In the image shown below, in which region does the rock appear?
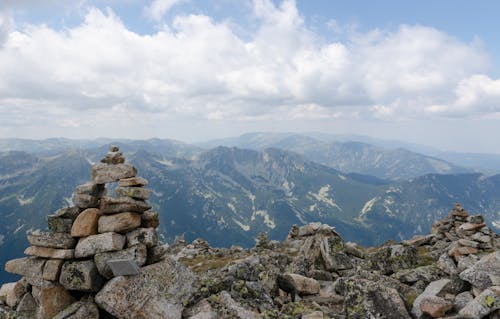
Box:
[459,251,500,290]
[437,253,457,275]
[126,228,158,247]
[302,311,324,319]
[47,215,73,233]
[182,299,217,319]
[467,215,485,224]
[16,292,36,314]
[27,231,76,249]
[5,257,45,277]
[52,301,100,319]
[24,246,74,259]
[42,259,64,281]
[95,256,196,319]
[94,244,147,279]
[459,287,500,318]
[98,212,141,233]
[99,196,151,214]
[75,232,126,258]
[32,284,75,319]
[52,206,81,220]
[119,177,148,187]
[392,265,444,285]
[91,163,136,184]
[338,277,411,319]
[412,279,451,318]
[0,281,25,308]
[454,291,474,311]
[59,260,104,292]
[75,182,106,197]
[344,242,365,258]
[471,232,492,243]
[458,222,487,232]
[141,210,159,228]
[458,238,479,248]
[71,208,100,237]
[419,296,453,318]
[448,244,478,262]
[320,238,353,271]
[146,244,169,264]
[457,254,479,273]
[277,273,320,296]
[403,234,435,247]
[368,244,418,275]
[73,193,99,209]
[217,291,262,319]
[115,186,150,200]
[297,222,338,237]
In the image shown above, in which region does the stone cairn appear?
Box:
[0,146,166,319]
[431,203,496,262]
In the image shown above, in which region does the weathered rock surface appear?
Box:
[119,177,148,187]
[277,273,320,296]
[98,212,141,233]
[91,163,137,184]
[59,260,104,292]
[74,232,126,258]
[94,244,147,279]
[126,227,158,247]
[459,287,500,318]
[459,251,500,290]
[52,301,100,319]
[115,186,150,200]
[141,210,159,228]
[419,295,453,318]
[24,246,74,259]
[99,196,151,214]
[47,215,73,233]
[5,257,45,277]
[337,277,411,319]
[27,231,76,249]
[32,284,75,319]
[95,257,196,319]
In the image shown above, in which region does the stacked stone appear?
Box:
[0,146,164,319]
[431,203,497,262]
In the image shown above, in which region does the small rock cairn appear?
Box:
[0,146,166,318]
[431,203,496,262]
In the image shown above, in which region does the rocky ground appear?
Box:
[0,149,498,319]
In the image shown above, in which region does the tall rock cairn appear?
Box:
[1,146,165,319]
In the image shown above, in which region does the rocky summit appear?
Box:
[0,150,499,319]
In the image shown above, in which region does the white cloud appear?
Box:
[0,0,498,140]
[144,0,184,22]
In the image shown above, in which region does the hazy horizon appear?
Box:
[2,1,500,153]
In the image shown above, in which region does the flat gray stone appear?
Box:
[27,231,76,249]
[107,259,140,277]
[92,163,136,184]
[95,244,147,279]
[115,186,150,200]
[75,232,126,258]
[99,196,151,214]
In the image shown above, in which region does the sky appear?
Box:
[1,0,500,153]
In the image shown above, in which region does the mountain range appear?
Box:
[0,134,500,282]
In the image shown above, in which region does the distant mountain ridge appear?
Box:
[201,132,471,180]
[1,137,500,284]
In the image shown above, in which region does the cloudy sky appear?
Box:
[1,0,500,152]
